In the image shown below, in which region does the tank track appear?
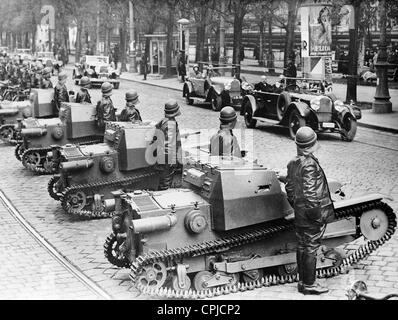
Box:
[59,168,158,219]
[0,124,21,145]
[104,232,130,268]
[129,200,396,299]
[21,137,102,174]
[48,176,61,201]
[14,143,25,161]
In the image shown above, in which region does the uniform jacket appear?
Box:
[285,153,334,227]
[209,126,241,158]
[40,79,53,89]
[75,88,91,104]
[153,118,182,166]
[54,83,69,110]
[119,105,142,122]
[96,96,116,126]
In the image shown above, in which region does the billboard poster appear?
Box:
[308,5,332,56]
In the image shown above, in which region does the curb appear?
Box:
[121,75,397,135]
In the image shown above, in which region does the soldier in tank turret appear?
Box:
[119,90,142,122]
[75,76,92,104]
[40,67,53,89]
[54,71,69,114]
[209,106,242,158]
[96,82,116,128]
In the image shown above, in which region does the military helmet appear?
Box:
[58,71,67,81]
[36,62,44,70]
[101,82,113,96]
[126,90,139,104]
[80,76,91,87]
[164,99,181,118]
[295,126,317,149]
[219,106,237,124]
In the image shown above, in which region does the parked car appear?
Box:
[182,63,250,111]
[73,55,120,89]
[36,51,63,74]
[240,77,362,141]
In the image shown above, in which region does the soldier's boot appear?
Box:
[301,254,329,295]
[296,249,305,293]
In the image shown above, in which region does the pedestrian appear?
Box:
[96,82,116,128]
[285,126,334,295]
[152,99,182,190]
[53,71,70,115]
[284,54,297,87]
[209,106,242,158]
[178,50,186,82]
[119,90,142,122]
[75,76,92,104]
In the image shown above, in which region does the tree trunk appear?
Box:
[258,20,264,66]
[75,20,83,63]
[164,2,175,78]
[120,9,128,72]
[195,4,207,67]
[346,3,361,103]
[284,0,299,68]
[232,0,246,78]
[267,13,275,73]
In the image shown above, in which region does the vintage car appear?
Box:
[36,51,63,74]
[240,77,362,141]
[182,63,249,111]
[72,55,120,89]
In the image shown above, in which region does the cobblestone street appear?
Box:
[0,70,397,300]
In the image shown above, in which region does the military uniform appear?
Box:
[54,83,69,111]
[96,96,116,126]
[119,104,142,122]
[209,126,241,158]
[41,78,53,89]
[75,88,91,104]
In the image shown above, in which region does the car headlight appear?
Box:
[310,98,320,111]
[334,100,345,112]
[224,82,231,91]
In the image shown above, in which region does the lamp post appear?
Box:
[372,0,392,113]
[177,18,190,77]
[129,1,137,73]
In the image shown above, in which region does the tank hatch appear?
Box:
[152,189,207,209]
[78,143,114,157]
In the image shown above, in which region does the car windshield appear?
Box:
[282,77,330,93]
[85,55,109,65]
[37,52,54,59]
[195,63,239,79]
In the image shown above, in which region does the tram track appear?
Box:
[0,189,113,300]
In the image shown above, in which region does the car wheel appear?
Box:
[340,115,357,142]
[113,82,120,89]
[72,70,76,79]
[288,109,306,140]
[211,93,222,111]
[243,100,257,129]
[276,92,291,121]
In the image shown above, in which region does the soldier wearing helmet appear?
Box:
[96,82,116,127]
[75,76,92,104]
[285,126,334,295]
[40,67,53,89]
[53,71,69,114]
[209,106,242,158]
[151,99,182,190]
[119,90,142,122]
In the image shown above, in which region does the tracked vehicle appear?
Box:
[0,89,55,144]
[17,102,104,174]
[48,121,198,219]
[103,155,396,298]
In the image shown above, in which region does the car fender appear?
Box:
[241,95,258,116]
[338,105,361,122]
[211,84,223,96]
[183,81,193,96]
[283,101,311,122]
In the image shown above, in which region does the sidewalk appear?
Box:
[119,70,398,134]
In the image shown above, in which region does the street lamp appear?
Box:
[178,18,190,75]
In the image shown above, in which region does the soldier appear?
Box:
[75,76,92,104]
[19,63,31,90]
[152,99,182,190]
[40,67,53,89]
[285,126,334,295]
[209,106,242,158]
[32,63,44,88]
[54,71,69,114]
[96,82,116,127]
[119,90,142,122]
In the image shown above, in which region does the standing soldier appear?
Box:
[119,90,142,122]
[54,71,69,115]
[96,82,116,128]
[285,126,334,295]
[75,76,92,104]
[32,63,44,88]
[41,67,53,89]
[152,99,182,190]
[209,106,242,158]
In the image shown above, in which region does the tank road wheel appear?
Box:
[288,109,306,140]
[0,126,14,142]
[171,274,192,291]
[360,208,390,241]
[277,263,298,277]
[22,150,42,168]
[340,115,357,142]
[211,93,222,111]
[136,262,167,289]
[48,176,62,201]
[63,190,87,214]
[242,268,264,283]
[193,271,213,291]
[243,100,257,129]
[15,143,25,161]
[103,232,129,268]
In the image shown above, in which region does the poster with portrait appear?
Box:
[308,5,332,56]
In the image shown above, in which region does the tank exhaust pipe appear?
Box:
[21,127,47,137]
[131,214,178,234]
[60,159,94,172]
